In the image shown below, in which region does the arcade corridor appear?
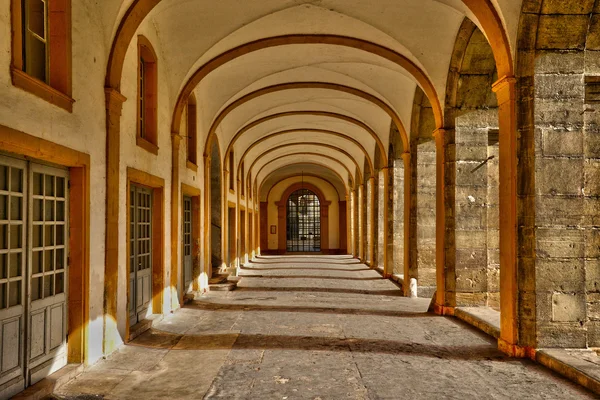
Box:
[53,256,593,399]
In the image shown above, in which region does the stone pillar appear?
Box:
[434,129,454,314]
[402,153,414,297]
[204,155,212,277]
[350,190,357,257]
[380,167,390,276]
[492,76,520,356]
[104,88,126,354]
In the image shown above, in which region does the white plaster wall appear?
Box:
[117,21,179,342]
[266,177,340,250]
[0,2,110,365]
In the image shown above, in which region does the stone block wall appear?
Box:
[518,0,600,348]
[454,110,499,309]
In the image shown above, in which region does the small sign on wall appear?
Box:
[270,225,277,234]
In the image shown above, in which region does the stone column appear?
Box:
[402,153,413,296]
[346,195,351,253]
[368,176,376,266]
[104,87,126,354]
[380,167,390,276]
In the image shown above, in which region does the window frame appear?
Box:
[11,0,74,112]
[136,35,159,155]
[186,94,198,170]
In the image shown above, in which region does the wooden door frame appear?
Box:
[126,168,164,341]
[181,183,200,303]
[0,124,89,365]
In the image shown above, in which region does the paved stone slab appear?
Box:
[54,256,595,399]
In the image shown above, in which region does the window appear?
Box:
[137,35,158,154]
[11,0,73,111]
[229,151,234,191]
[249,172,252,199]
[286,189,321,252]
[240,161,245,196]
[187,94,197,166]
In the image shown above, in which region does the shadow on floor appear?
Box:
[240,275,384,281]
[188,301,430,318]
[129,329,503,362]
[240,265,371,272]
[234,286,403,296]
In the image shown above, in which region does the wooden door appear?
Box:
[182,196,192,292]
[129,185,152,326]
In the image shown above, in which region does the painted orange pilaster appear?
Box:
[170,134,181,311]
[235,178,241,272]
[493,76,520,354]
[104,87,126,354]
[368,176,375,267]
[345,194,351,253]
[222,168,230,271]
[358,184,365,262]
[203,154,212,281]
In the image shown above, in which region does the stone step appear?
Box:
[209,282,237,291]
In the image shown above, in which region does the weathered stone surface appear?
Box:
[552,293,587,322]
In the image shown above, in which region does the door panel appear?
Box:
[28,163,68,385]
[0,156,26,394]
[182,196,192,292]
[129,185,152,326]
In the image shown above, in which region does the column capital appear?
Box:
[492,75,516,105]
[432,128,446,139]
[400,152,411,162]
[104,87,127,115]
[368,176,375,182]
[171,133,183,144]
[204,154,211,163]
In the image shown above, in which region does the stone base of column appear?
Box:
[498,338,536,359]
[433,304,455,316]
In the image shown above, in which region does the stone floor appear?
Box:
[54,255,595,399]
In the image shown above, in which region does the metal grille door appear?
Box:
[182,196,192,293]
[0,155,69,397]
[129,185,152,326]
[286,189,321,252]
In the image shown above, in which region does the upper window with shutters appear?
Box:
[136,35,159,155]
[11,0,73,112]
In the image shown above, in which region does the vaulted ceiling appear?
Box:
[100,0,522,195]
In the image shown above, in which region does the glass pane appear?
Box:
[32,250,42,274]
[0,283,6,308]
[33,173,43,195]
[10,225,21,249]
[25,33,46,82]
[56,224,64,245]
[9,253,21,278]
[0,254,6,279]
[56,177,65,198]
[33,224,42,247]
[0,225,6,250]
[8,281,21,307]
[0,195,6,220]
[10,168,22,193]
[56,200,65,221]
[26,0,46,38]
[55,272,64,294]
[44,275,53,297]
[31,277,41,301]
[55,248,64,270]
[33,198,43,221]
[44,249,54,272]
[0,165,7,191]
[44,224,53,246]
[45,199,54,221]
[10,196,22,220]
[45,175,54,196]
